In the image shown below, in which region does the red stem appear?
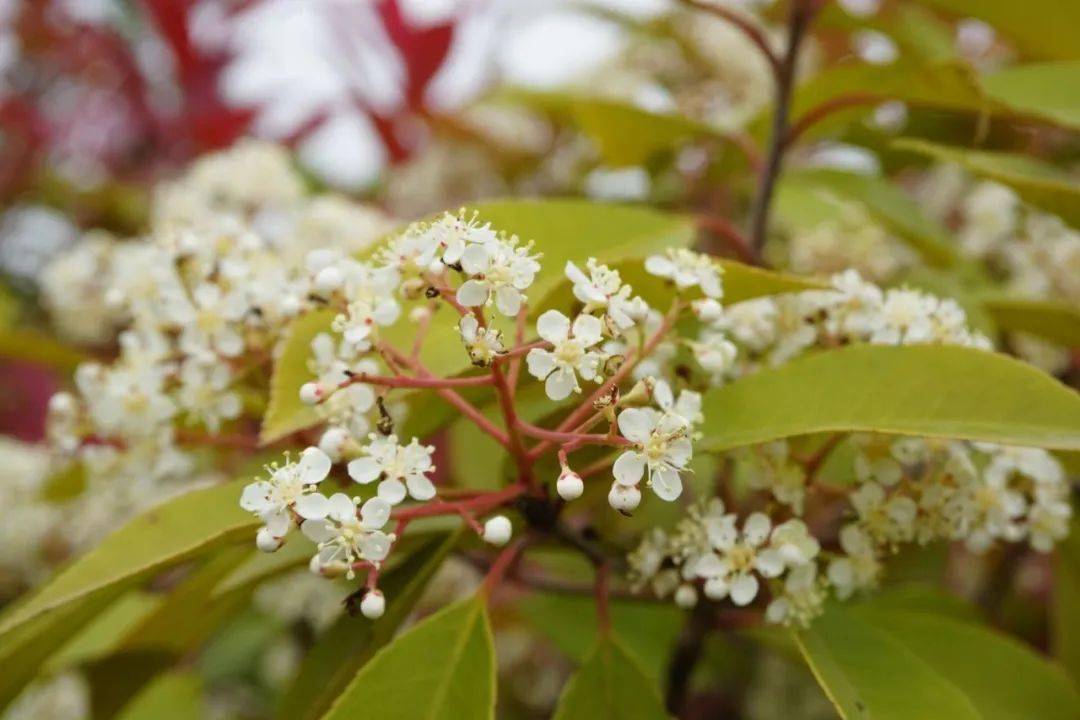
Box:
[595,562,611,633]
[336,372,494,391]
[785,93,882,148]
[392,483,526,522]
[482,539,526,597]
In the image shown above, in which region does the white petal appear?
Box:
[406,474,437,501]
[730,574,760,606]
[328,493,357,522]
[378,478,407,505]
[536,310,571,343]
[545,367,577,400]
[526,349,557,380]
[298,447,332,484]
[456,280,489,307]
[703,577,730,600]
[294,492,331,520]
[347,457,382,485]
[494,285,522,317]
[460,243,490,275]
[571,313,603,346]
[265,509,291,537]
[755,548,785,578]
[240,482,271,513]
[617,408,655,444]
[564,260,589,285]
[301,519,334,543]
[744,512,772,546]
[612,451,646,486]
[361,531,393,561]
[644,255,674,277]
[360,497,391,529]
[649,464,683,501]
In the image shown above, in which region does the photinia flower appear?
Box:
[526,310,605,400]
[612,407,691,502]
[347,435,437,504]
[240,447,334,541]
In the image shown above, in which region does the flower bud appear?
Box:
[557,470,584,501]
[360,590,386,619]
[608,483,641,513]
[318,427,351,461]
[299,382,324,405]
[482,515,513,546]
[48,392,77,417]
[256,527,284,553]
[314,266,344,293]
[280,294,302,317]
[674,584,698,609]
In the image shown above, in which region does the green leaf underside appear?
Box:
[261,199,819,444]
[279,531,461,720]
[894,138,1080,228]
[0,479,256,657]
[699,344,1080,453]
[796,600,1080,719]
[915,0,1080,61]
[983,61,1080,132]
[320,596,495,720]
[552,634,670,720]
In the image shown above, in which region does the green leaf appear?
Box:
[44,592,160,673]
[796,599,1080,719]
[261,309,334,443]
[916,0,1080,61]
[521,593,682,684]
[981,297,1080,348]
[506,91,729,166]
[552,634,670,720]
[278,530,461,720]
[0,479,256,659]
[115,672,202,720]
[321,595,496,720]
[699,344,1080,453]
[983,61,1080,132]
[894,138,1080,227]
[783,169,961,266]
[1054,514,1080,686]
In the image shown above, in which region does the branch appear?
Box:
[785,92,882,148]
[747,0,816,255]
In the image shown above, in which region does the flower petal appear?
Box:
[298,447,332,484]
[744,512,772,546]
[406,474,437,501]
[378,478,407,505]
[730,574,760,606]
[526,349,557,380]
[617,408,655,444]
[649,464,683,501]
[495,285,522,317]
[456,280,488,307]
[571,313,603,346]
[360,497,391,529]
[545,367,577,400]
[612,451,646,486]
[536,310,570,343]
[328,493,357,522]
[294,492,331,520]
[347,457,382,485]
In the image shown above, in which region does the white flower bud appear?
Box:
[48,392,77,417]
[314,266,344,293]
[299,382,324,405]
[318,427,351,460]
[608,483,641,513]
[557,470,584,501]
[482,515,512,546]
[360,590,386,619]
[256,527,284,553]
[674,584,699,609]
[280,294,302,317]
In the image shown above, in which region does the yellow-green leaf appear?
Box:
[981,297,1080,348]
[894,138,1080,227]
[115,672,202,720]
[552,634,670,720]
[699,344,1080,453]
[1054,514,1080,686]
[983,61,1080,132]
[916,0,1080,61]
[260,309,333,443]
[321,596,496,720]
[796,599,1080,719]
[279,530,460,720]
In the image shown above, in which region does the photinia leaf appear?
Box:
[1053,514,1080,686]
[320,595,496,720]
[699,344,1080,453]
[915,0,1080,61]
[796,598,1080,719]
[980,297,1080,348]
[894,138,1080,227]
[278,530,461,720]
[983,61,1080,131]
[114,672,202,720]
[552,633,670,720]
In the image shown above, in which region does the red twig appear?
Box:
[482,539,527,597]
[335,372,494,391]
[595,562,611,633]
[785,93,882,148]
[392,483,526,522]
[695,214,757,264]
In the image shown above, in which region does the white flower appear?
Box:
[347,435,437,505]
[458,315,506,366]
[652,380,703,428]
[179,282,248,358]
[612,408,691,502]
[849,482,918,547]
[765,564,826,627]
[564,259,648,332]
[482,515,513,546]
[240,447,333,540]
[827,524,881,599]
[431,210,498,267]
[331,262,401,349]
[526,311,605,400]
[360,590,386,619]
[870,289,936,345]
[557,470,584,501]
[644,248,723,298]
[689,330,738,379]
[302,494,395,577]
[176,359,242,433]
[456,236,541,317]
[693,512,784,606]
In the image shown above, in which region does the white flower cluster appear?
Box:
[37,142,392,555]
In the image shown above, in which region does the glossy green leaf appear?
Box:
[783,170,961,266]
[552,634,670,720]
[321,595,496,720]
[894,138,1080,227]
[981,297,1080,348]
[522,593,682,684]
[44,592,160,673]
[260,309,334,443]
[1054,514,1080,686]
[115,672,202,720]
[0,479,256,652]
[699,344,1080,453]
[278,530,460,720]
[916,0,1080,61]
[796,599,1080,719]
[506,91,728,166]
[984,61,1080,131]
